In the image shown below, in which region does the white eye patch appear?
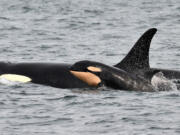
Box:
[0,74,32,83]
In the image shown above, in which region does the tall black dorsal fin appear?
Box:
[114,28,157,71]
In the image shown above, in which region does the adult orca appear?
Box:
[0,28,158,89]
[114,28,180,81]
[68,28,177,91]
[70,60,156,92]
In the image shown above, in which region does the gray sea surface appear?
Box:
[0,0,180,135]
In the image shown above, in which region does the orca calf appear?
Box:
[70,60,156,92]
[0,62,89,88]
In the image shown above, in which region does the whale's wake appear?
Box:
[151,72,178,91]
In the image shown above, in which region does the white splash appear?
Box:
[151,72,177,91]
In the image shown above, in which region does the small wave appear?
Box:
[63,95,78,100]
[151,72,178,91]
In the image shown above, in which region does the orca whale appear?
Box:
[0,28,159,89]
[69,28,180,91]
[0,62,89,88]
[70,60,156,92]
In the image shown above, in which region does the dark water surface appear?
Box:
[0,0,180,134]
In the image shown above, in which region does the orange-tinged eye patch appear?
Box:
[70,71,101,86]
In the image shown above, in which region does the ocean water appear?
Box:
[0,0,180,134]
